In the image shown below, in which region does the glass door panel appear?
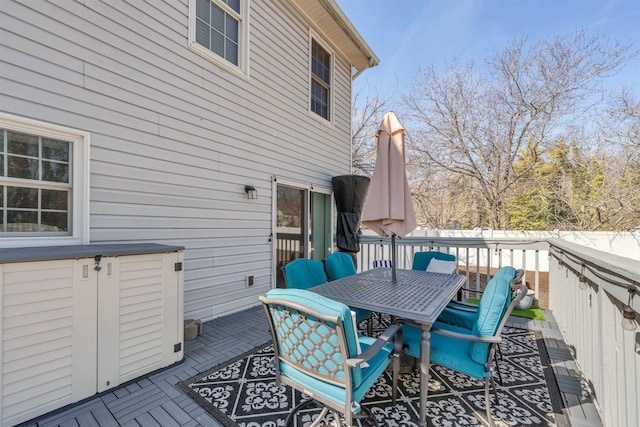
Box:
[275,184,333,288]
[276,185,305,287]
[310,192,331,261]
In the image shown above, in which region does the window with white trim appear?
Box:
[310,38,332,121]
[190,0,249,75]
[0,113,89,246]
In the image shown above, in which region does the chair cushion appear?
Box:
[280,336,393,407]
[325,252,357,281]
[426,258,457,274]
[401,322,490,379]
[283,259,327,289]
[412,251,456,271]
[469,272,513,364]
[437,305,476,329]
[438,266,517,330]
[264,288,364,386]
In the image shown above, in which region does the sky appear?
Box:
[335,0,640,106]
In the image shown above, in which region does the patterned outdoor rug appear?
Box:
[179,318,568,427]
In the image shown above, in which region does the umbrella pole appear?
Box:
[391,234,397,283]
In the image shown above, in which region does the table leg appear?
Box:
[419,323,432,427]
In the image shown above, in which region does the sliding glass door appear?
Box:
[275,183,332,287]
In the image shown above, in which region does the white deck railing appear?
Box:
[354,234,639,427]
[547,238,639,427]
[357,234,549,298]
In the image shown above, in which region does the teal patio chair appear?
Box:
[282,258,327,290]
[401,277,529,426]
[438,267,524,330]
[372,259,392,268]
[323,252,373,335]
[324,252,357,281]
[260,288,403,427]
[284,257,372,334]
[412,251,457,272]
[436,266,523,384]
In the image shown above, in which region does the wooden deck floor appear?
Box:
[20,306,603,427]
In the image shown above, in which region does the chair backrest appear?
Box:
[283,258,327,289]
[412,251,456,271]
[259,288,363,389]
[468,267,518,364]
[324,252,357,281]
[372,259,392,268]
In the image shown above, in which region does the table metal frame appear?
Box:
[310,267,466,426]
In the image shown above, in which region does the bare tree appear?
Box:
[350,85,394,176]
[584,90,640,230]
[403,31,637,229]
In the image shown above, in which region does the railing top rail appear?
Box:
[359,235,549,250]
[548,238,640,308]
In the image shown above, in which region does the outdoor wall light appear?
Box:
[244,185,257,199]
[622,284,638,332]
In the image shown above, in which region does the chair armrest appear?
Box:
[347,324,403,367]
[431,326,502,344]
[459,287,484,296]
[445,302,478,312]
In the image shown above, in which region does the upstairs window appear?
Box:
[190,0,248,76]
[310,38,332,121]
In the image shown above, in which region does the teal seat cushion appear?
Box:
[437,305,476,329]
[283,259,327,289]
[412,251,456,271]
[280,336,393,408]
[438,266,517,330]
[401,322,490,379]
[264,288,363,386]
[352,307,371,325]
[325,252,357,281]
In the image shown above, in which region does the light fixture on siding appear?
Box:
[622,284,638,332]
[244,185,257,200]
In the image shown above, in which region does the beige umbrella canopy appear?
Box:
[362,112,417,281]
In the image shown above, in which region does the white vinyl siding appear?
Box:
[1,0,353,320]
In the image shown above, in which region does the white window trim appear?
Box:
[0,113,90,247]
[308,31,335,126]
[188,0,250,79]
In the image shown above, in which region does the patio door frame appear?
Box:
[271,177,333,288]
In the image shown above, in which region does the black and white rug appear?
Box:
[179,319,567,427]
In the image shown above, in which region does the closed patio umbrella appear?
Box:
[362,111,417,282]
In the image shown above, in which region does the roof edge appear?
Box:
[291,0,380,79]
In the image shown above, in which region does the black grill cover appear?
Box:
[332,175,371,253]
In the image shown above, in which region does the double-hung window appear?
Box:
[190,0,249,75]
[0,113,89,246]
[310,37,332,121]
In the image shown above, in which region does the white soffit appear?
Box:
[291,0,380,79]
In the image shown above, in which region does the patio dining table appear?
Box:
[310,267,466,427]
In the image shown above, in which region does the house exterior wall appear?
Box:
[1,0,355,320]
